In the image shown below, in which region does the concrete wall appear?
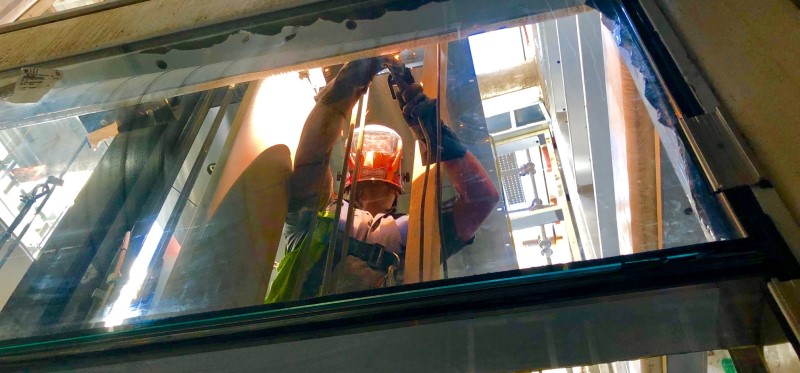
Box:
[655,0,800,223]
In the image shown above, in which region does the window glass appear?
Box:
[0,1,742,342]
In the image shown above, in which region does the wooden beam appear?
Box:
[404,44,445,284]
[655,130,663,250]
[603,22,659,254]
[0,0,322,69]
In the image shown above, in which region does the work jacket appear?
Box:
[266,201,407,303]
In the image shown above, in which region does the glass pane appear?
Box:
[0,0,743,344]
[465,11,742,271]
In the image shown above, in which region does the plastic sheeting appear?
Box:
[590,0,737,240]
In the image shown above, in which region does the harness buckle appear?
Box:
[366,245,384,268]
[383,252,401,287]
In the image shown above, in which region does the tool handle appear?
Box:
[385,60,415,100]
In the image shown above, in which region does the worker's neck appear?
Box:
[359,201,392,216]
[352,182,397,215]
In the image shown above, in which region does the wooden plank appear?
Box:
[603,23,658,254]
[655,130,663,250]
[0,0,319,70]
[404,44,444,284]
[640,356,666,373]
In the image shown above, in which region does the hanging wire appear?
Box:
[321,93,361,295]
[434,45,448,279]
[417,118,432,283]
[332,88,369,293]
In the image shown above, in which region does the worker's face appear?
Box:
[352,181,399,215]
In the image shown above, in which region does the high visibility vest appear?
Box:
[265,205,407,303]
[265,210,336,303]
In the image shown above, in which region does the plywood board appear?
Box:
[404,44,445,284]
[603,24,659,254]
[0,0,320,69]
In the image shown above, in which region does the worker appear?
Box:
[266,56,499,303]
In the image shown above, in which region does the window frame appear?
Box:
[0,0,797,366]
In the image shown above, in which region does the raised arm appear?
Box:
[290,57,392,212]
[442,152,500,243]
[398,83,501,243]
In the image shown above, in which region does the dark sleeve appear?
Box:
[283,190,333,254]
[440,197,475,259]
[282,206,316,254]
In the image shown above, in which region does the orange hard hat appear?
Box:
[346,124,403,192]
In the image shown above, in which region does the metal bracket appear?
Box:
[768,279,800,348]
[678,109,761,192]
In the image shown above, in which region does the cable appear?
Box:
[333,89,369,293]
[321,95,359,295]
[434,46,448,280]
[417,118,431,283]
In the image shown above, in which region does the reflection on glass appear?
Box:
[0,117,108,312]
[0,6,740,342]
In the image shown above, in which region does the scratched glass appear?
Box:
[0,2,741,343]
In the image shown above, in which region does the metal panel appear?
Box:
[495,134,540,155]
[555,15,593,189]
[578,11,619,258]
[666,352,708,373]
[679,110,761,191]
[753,187,800,262]
[555,15,601,258]
[498,153,526,205]
[509,207,565,231]
[768,279,800,348]
[539,20,567,118]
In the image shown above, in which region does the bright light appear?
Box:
[104,222,164,327]
[468,27,527,75]
[249,71,318,161]
[480,87,542,118]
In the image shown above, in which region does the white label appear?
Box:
[7,67,63,104]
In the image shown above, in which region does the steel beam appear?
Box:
[555,15,592,190]
[554,15,601,259]
[577,11,619,258]
[539,18,595,260]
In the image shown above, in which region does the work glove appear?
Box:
[398,83,467,165]
[316,56,394,117]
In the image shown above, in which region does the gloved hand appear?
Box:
[316,56,394,117]
[398,83,467,165]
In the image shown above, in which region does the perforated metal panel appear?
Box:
[498,153,525,205]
